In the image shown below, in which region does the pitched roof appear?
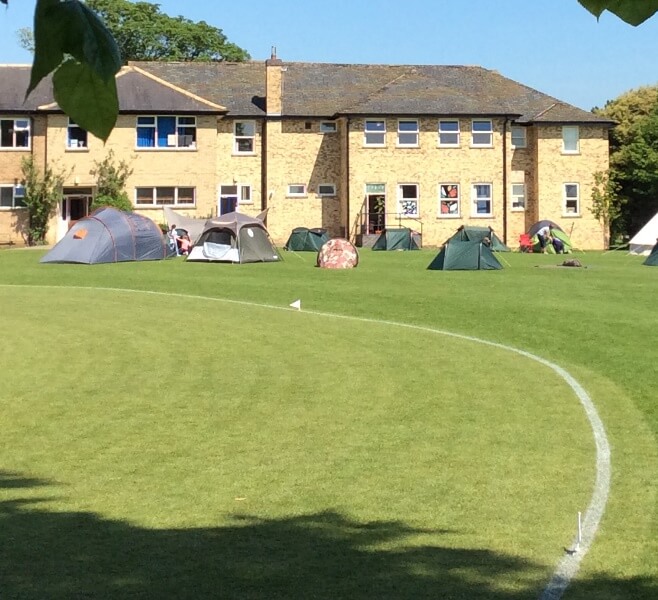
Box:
[135,60,613,125]
[0,65,226,114]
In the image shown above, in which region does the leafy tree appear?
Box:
[579,0,658,24]
[20,156,70,246]
[86,0,250,62]
[90,150,134,212]
[590,170,625,247]
[596,87,658,236]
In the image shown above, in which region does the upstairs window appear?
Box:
[234,121,256,153]
[471,119,493,147]
[397,183,419,217]
[511,126,526,149]
[438,120,460,146]
[136,116,197,149]
[287,184,307,197]
[472,183,492,216]
[364,120,386,146]
[439,184,460,217]
[562,126,579,154]
[320,121,337,133]
[397,120,419,146]
[67,118,88,149]
[0,184,26,208]
[1,118,30,149]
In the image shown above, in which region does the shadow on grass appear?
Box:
[1,472,656,599]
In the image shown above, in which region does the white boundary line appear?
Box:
[1,284,611,598]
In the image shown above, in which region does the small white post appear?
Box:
[576,511,582,552]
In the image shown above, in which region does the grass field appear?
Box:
[0,247,657,599]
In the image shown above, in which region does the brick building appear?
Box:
[0,56,613,248]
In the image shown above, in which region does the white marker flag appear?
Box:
[289,299,301,310]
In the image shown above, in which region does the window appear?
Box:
[0,184,26,209]
[67,118,88,149]
[318,184,336,196]
[136,116,196,149]
[439,184,460,217]
[397,184,419,217]
[320,121,337,133]
[511,126,526,149]
[234,121,256,153]
[287,184,307,197]
[471,119,493,147]
[219,184,251,213]
[511,183,526,211]
[364,120,386,146]
[397,120,419,146]
[472,183,492,216]
[134,186,195,206]
[0,118,30,149]
[562,126,579,154]
[564,183,580,215]
[438,120,460,146]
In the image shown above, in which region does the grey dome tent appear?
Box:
[284,227,329,251]
[372,228,421,251]
[527,220,573,254]
[427,240,503,271]
[40,207,173,264]
[448,225,509,252]
[186,211,280,263]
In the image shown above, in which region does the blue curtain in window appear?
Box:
[157,117,176,147]
[137,127,155,147]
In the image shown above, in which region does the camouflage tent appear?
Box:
[317,238,359,269]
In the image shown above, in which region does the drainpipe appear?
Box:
[345,117,350,240]
[261,117,267,220]
[502,117,509,244]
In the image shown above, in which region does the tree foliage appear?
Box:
[590,170,625,247]
[85,0,250,62]
[20,156,70,246]
[90,150,134,212]
[595,87,658,236]
[579,0,658,24]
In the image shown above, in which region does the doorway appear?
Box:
[366,193,386,234]
[58,188,93,241]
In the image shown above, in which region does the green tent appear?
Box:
[284,227,330,251]
[372,228,421,251]
[427,240,503,271]
[448,225,510,252]
[530,228,573,254]
[643,243,658,266]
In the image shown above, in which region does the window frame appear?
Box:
[511,126,527,149]
[438,119,460,147]
[438,183,460,218]
[287,184,307,197]
[0,184,26,209]
[562,126,580,154]
[233,120,256,154]
[320,121,337,133]
[471,183,493,217]
[563,182,580,216]
[0,117,31,150]
[317,183,336,196]
[134,186,196,207]
[135,115,197,150]
[397,183,419,218]
[67,118,88,150]
[397,119,419,147]
[364,119,386,147]
[471,119,493,147]
[510,182,526,211]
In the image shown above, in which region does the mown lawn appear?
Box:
[0,248,656,599]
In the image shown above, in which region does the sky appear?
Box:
[1,0,658,111]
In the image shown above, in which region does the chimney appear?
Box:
[266,46,283,116]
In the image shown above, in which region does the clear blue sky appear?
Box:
[2,0,658,110]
